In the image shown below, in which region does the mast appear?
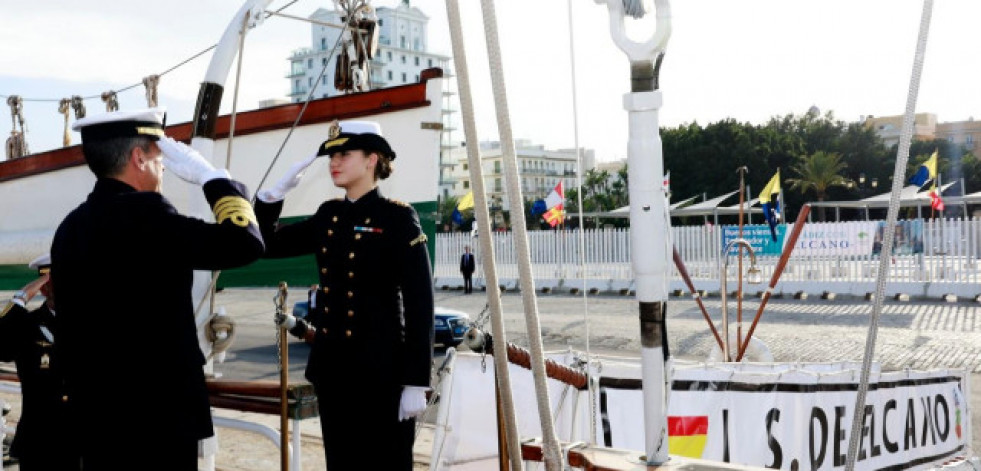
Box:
[595,0,671,464]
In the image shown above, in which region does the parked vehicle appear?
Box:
[292,301,470,348]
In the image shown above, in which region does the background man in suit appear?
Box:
[51,108,264,469]
[460,245,476,294]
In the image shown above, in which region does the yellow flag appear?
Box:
[759,169,781,204]
[456,191,474,211]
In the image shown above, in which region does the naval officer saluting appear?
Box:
[51,108,264,469]
[256,121,435,470]
[0,254,78,470]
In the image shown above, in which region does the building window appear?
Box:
[308,77,313,87]
[379,19,384,26]
[463,163,468,170]
[414,38,420,50]
[401,35,406,48]
[495,178,502,192]
[463,181,470,189]
[308,58,313,68]
[401,55,406,64]
[428,58,433,67]
[387,51,392,61]
[414,57,420,66]
[415,74,419,82]
[321,38,326,50]
[322,58,328,66]
[402,72,407,82]
[322,76,327,85]
[494,161,501,173]
[388,70,393,80]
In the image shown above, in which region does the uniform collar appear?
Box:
[91,178,138,198]
[346,187,381,206]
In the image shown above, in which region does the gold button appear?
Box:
[320,268,327,274]
[323,307,328,314]
[347,310,354,317]
[62,395,69,402]
[345,330,352,337]
[332,216,338,222]
[322,286,329,294]
[321,247,327,254]
[348,271,354,279]
[348,252,355,259]
[347,291,353,298]
[321,328,328,335]
[364,218,371,224]
[328,229,334,236]
[354,233,362,240]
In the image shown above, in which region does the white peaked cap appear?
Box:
[339,120,383,136]
[72,108,167,141]
[29,253,51,272]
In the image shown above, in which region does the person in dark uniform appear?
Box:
[0,254,78,470]
[50,108,264,470]
[256,121,434,470]
[460,245,476,294]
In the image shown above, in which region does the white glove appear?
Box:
[275,313,297,330]
[398,386,428,421]
[157,136,230,185]
[257,153,318,203]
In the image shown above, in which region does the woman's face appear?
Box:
[328,149,376,189]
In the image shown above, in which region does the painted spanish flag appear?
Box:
[667,415,708,458]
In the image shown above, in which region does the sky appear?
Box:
[1,0,978,164]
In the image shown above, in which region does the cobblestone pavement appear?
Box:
[432,290,981,373]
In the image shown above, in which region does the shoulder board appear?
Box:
[387,198,412,208]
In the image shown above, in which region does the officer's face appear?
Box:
[328,149,376,189]
[132,143,164,192]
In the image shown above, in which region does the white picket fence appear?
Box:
[434,218,981,298]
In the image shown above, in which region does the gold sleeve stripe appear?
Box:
[1,301,14,319]
[409,233,428,247]
[213,196,257,228]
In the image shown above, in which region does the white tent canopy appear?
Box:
[581,190,764,226]
[807,182,958,220]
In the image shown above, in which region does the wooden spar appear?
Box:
[482,338,588,390]
[671,247,723,351]
[276,282,289,471]
[735,204,811,361]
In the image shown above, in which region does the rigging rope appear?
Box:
[565,0,598,445]
[479,0,563,467]
[0,0,300,105]
[444,0,524,468]
[844,1,934,470]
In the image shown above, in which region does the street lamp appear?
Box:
[719,238,763,362]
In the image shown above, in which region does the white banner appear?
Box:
[791,221,879,256]
[664,365,970,470]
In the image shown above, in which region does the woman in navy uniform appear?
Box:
[256,121,434,470]
[51,108,264,469]
[0,255,78,470]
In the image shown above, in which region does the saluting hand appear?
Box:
[157,136,230,185]
[257,152,319,203]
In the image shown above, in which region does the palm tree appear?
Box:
[786,151,850,221]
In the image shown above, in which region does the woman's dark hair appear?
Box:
[374,153,393,180]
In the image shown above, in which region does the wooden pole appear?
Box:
[736,205,811,361]
[671,247,724,351]
[276,282,290,471]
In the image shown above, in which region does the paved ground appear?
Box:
[3,288,981,469]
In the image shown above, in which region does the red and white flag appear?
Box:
[930,188,945,211]
[544,181,564,209]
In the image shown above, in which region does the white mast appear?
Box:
[595,0,672,464]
